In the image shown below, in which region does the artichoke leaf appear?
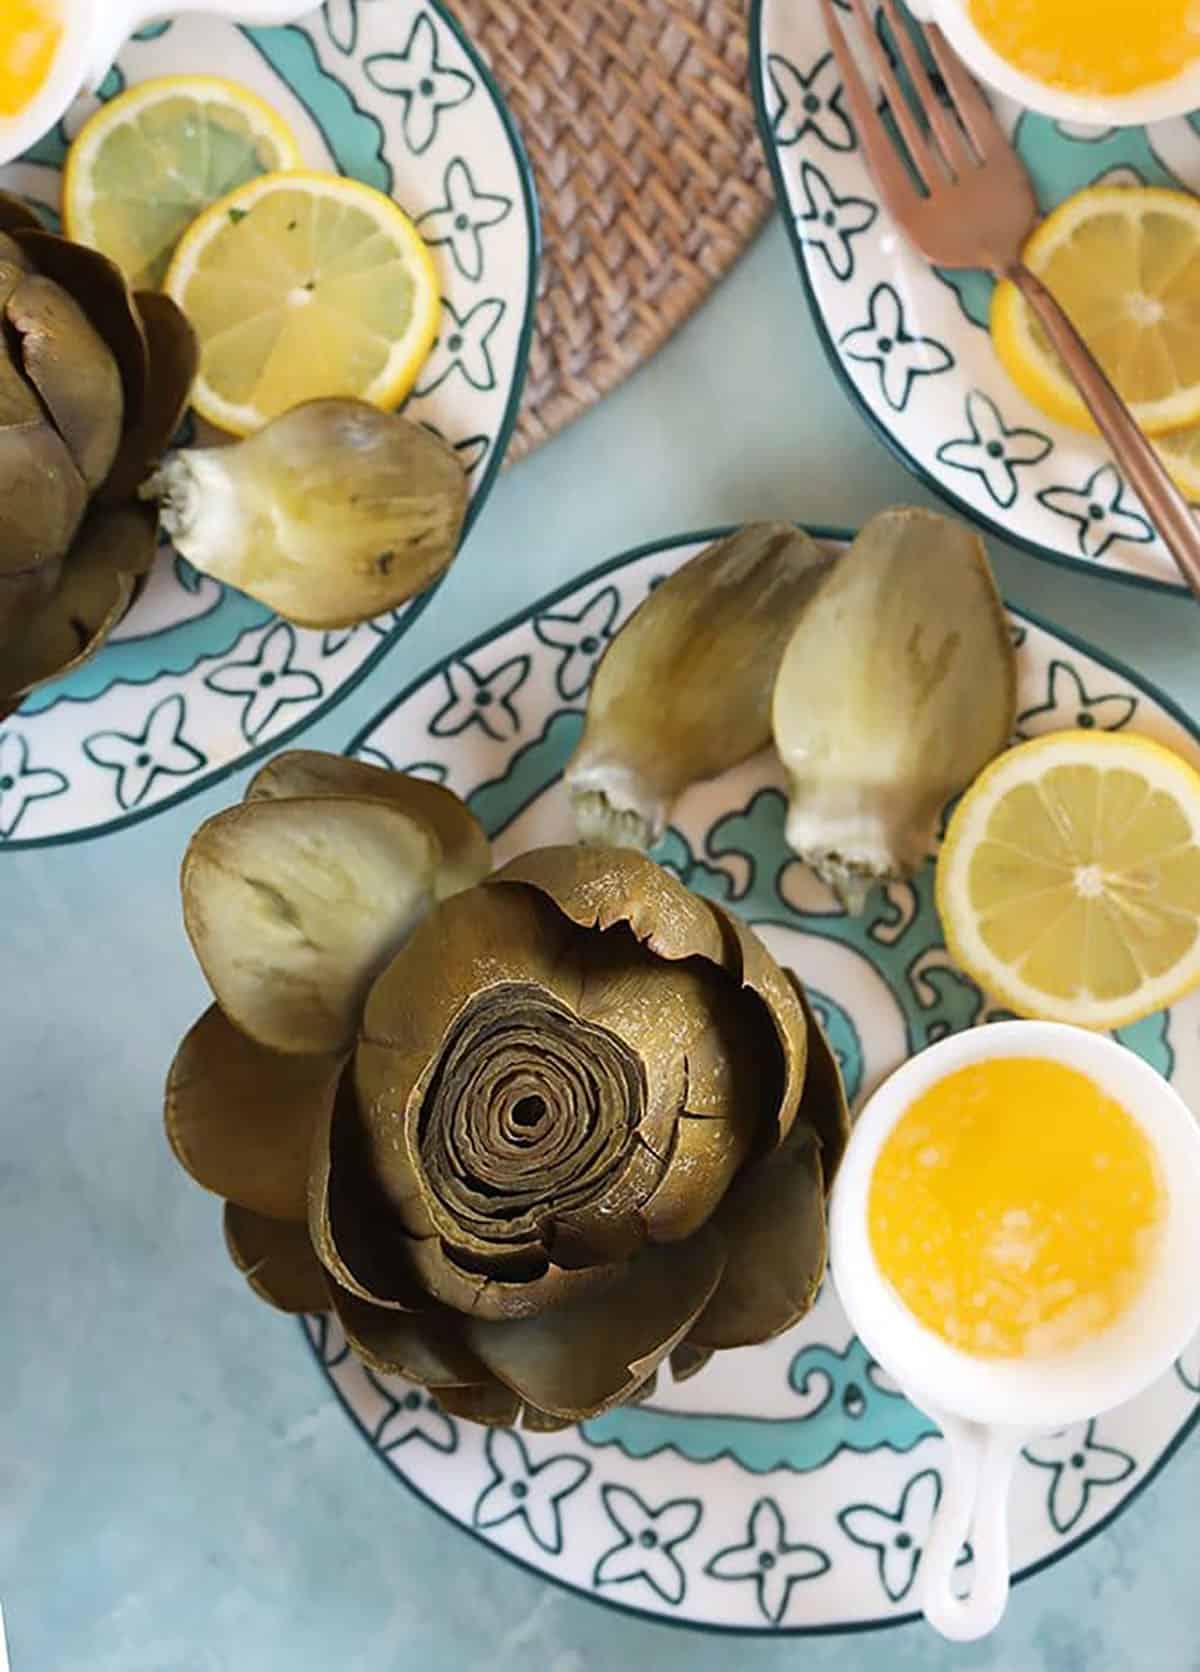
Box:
[437,1382,523,1427]
[404,1226,620,1322]
[686,1120,827,1351]
[224,1203,331,1314]
[489,844,728,969]
[0,505,156,699]
[463,1225,725,1419]
[669,1342,713,1384]
[0,192,42,235]
[772,508,1017,910]
[787,972,851,1186]
[182,796,441,1056]
[13,229,149,424]
[0,418,88,574]
[148,399,469,629]
[327,1280,495,1387]
[0,559,60,637]
[166,1004,343,1222]
[518,1402,576,1434]
[248,750,491,899]
[101,291,198,502]
[565,523,832,849]
[7,271,124,491]
[709,903,809,1147]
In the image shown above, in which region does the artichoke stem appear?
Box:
[144,451,239,583]
[785,793,931,915]
[568,782,659,852]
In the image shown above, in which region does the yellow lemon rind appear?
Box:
[936,729,1200,1031]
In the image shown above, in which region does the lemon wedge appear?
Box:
[63,75,303,290]
[936,729,1200,1029]
[163,170,440,435]
[991,186,1200,436]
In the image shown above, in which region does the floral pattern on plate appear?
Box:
[298,527,1200,1633]
[753,0,1200,594]
[0,1,537,848]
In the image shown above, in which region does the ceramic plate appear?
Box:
[753,0,1200,596]
[0,1,537,849]
[299,526,1200,1635]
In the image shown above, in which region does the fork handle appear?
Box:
[1008,263,1200,598]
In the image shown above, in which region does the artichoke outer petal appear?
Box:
[787,972,851,1187]
[13,228,149,424]
[223,1203,331,1315]
[326,1279,494,1388]
[461,1225,726,1420]
[165,1004,342,1223]
[7,271,124,492]
[181,795,442,1056]
[0,192,43,235]
[436,1382,523,1427]
[101,290,198,503]
[247,751,491,900]
[1,505,156,701]
[685,1119,828,1353]
[669,1342,713,1384]
[0,418,88,575]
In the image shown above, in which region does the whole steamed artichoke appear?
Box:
[0,190,197,714]
[166,751,849,1428]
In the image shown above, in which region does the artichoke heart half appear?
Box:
[148,399,469,630]
[772,507,1017,910]
[165,754,849,1426]
[565,523,832,850]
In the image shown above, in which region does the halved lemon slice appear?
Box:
[63,75,302,290]
[163,170,440,435]
[991,186,1200,436]
[936,729,1200,1030]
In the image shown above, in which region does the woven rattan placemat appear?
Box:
[446,0,772,460]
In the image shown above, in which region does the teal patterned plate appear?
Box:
[298,526,1200,1634]
[753,0,1200,596]
[0,1,537,849]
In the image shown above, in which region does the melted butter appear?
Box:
[0,0,62,119]
[869,1058,1163,1359]
[969,0,1200,96]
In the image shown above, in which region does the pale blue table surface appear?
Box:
[3,219,1200,1672]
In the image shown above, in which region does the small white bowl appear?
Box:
[907,0,1200,129]
[830,1020,1200,1642]
[0,0,314,170]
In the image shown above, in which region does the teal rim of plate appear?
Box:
[748,0,1190,600]
[313,520,1200,1637]
[3,0,541,852]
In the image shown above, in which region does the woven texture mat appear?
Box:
[444,0,773,460]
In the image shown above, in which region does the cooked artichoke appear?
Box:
[565,523,832,850]
[147,399,469,630]
[166,751,848,1427]
[0,191,197,712]
[772,508,1017,911]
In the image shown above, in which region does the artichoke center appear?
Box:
[417,982,644,1245]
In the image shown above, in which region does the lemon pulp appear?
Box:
[869,1058,1164,1359]
[969,0,1200,97]
[0,0,61,118]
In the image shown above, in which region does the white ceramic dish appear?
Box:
[752,0,1200,594]
[907,0,1200,129]
[288,526,1200,1636]
[832,1021,1200,1641]
[0,2,538,849]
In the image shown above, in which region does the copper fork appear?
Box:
[820,0,1200,597]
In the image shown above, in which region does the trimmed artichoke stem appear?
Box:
[568,781,661,851]
[785,790,933,913]
[145,452,239,577]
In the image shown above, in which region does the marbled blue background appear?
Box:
[3,219,1199,1671]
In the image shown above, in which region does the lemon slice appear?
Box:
[63,75,302,290]
[1155,422,1200,502]
[991,186,1200,437]
[936,729,1200,1029]
[163,170,440,435]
